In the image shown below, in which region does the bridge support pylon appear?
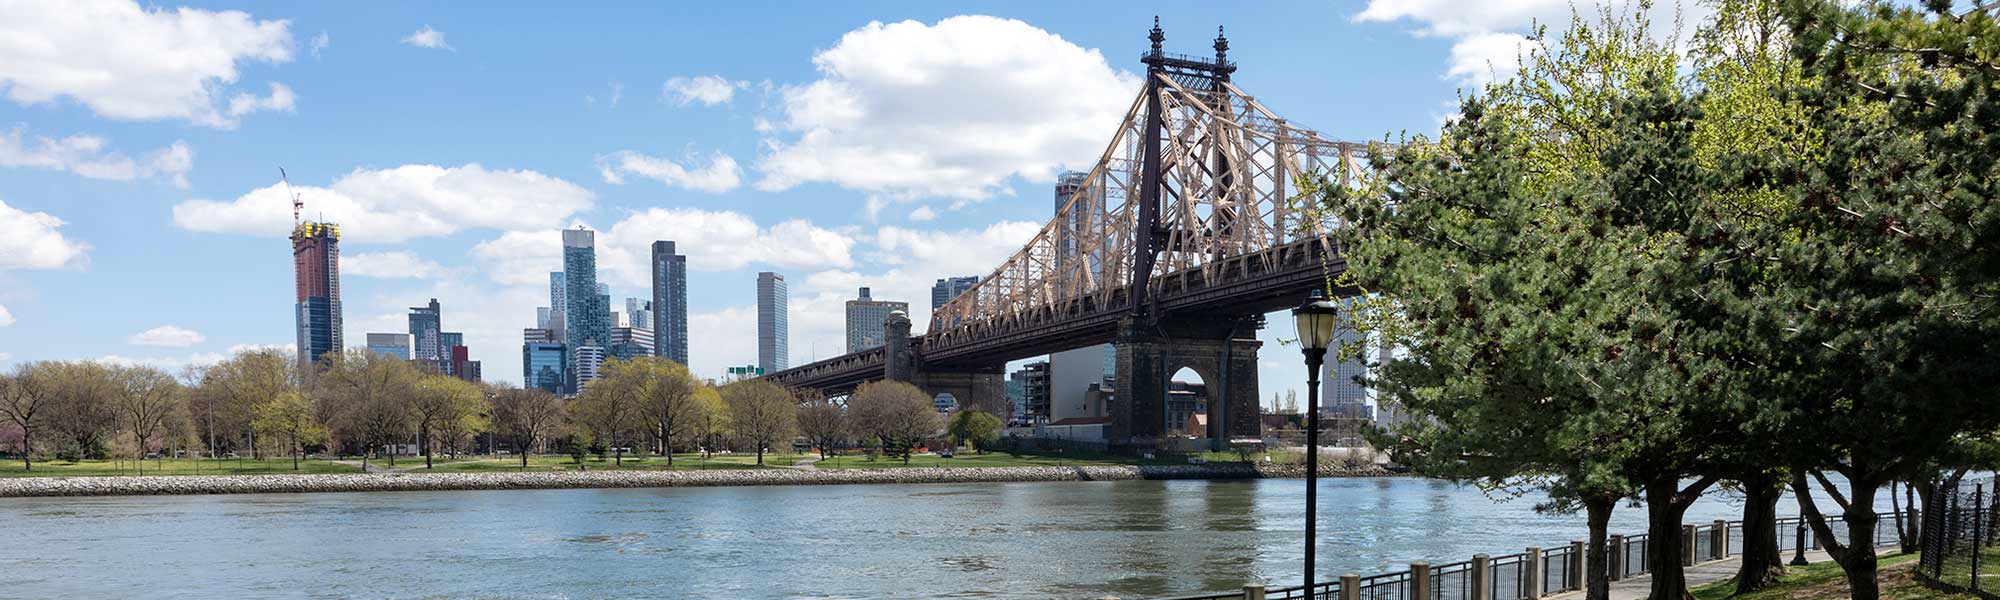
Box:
[882,311,1010,416]
[1111,315,1263,452]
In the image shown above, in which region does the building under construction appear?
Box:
[293,221,343,367]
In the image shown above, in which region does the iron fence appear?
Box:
[1488,553,1529,600]
[1540,544,1577,595]
[1354,570,1412,600]
[1151,510,1906,599]
[1428,560,1472,600]
[1918,476,2000,595]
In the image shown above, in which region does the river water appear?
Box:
[0,477,1795,599]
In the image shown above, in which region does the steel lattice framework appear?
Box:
[925,28,1371,351]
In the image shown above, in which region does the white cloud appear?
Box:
[0,199,90,271]
[0,304,13,327]
[595,150,742,193]
[344,251,445,279]
[609,81,623,107]
[130,325,205,348]
[225,82,296,118]
[871,221,1041,275]
[1354,0,1704,86]
[756,15,1140,202]
[402,25,452,50]
[907,206,937,221]
[0,125,194,187]
[309,31,330,59]
[0,0,295,128]
[172,163,594,244]
[662,75,743,106]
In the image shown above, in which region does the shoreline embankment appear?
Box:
[0,463,1389,498]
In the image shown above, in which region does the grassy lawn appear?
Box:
[811,449,1175,470]
[0,457,364,477]
[1691,552,1975,600]
[405,452,809,473]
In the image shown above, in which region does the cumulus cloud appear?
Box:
[662,75,744,106]
[130,325,205,347]
[0,0,295,128]
[225,83,296,119]
[0,125,194,187]
[756,15,1140,201]
[171,163,594,244]
[0,304,13,327]
[309,31,330,59]
[402,25,452,50]
[0,199,90,271]
[1354,0,1705,86]
[595,150,742,193]
[344,251,445,279]
[908,206,937,221]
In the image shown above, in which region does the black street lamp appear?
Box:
[1292,290,1340,597]
[1791,523,1810,566]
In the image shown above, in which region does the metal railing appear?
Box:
[1154,511,1907,600]
[1918,477,1999,594]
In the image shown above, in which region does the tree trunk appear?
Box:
[757,443,765,465]
[1645,476,1709,600]
[1736,472,1787,593]
[1792,472,1881,600]
[291,433,300,471]
[663,425,673,466]
[1584,495,1615,600]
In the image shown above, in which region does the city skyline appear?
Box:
[0,0,1564,400]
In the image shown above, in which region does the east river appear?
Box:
[0,477,1795,599]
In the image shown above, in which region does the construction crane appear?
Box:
[279,167,304,226]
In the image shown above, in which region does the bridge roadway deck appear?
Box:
[765,239,1351,393]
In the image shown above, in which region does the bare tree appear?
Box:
[795,392,846,460]
[112,366,181,473]
[0,363,53,470]
[490,386,565,468]
[848,381,941,465]
[722,380,796,465]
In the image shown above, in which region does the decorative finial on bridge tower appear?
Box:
[1149,16,1164,55]
[1214,26,1229,62]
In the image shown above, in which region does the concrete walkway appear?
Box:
[1545,547,1887,600]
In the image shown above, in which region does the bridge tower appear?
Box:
[882,310,1008,415]
[1111,22,1262,452]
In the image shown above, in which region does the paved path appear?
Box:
[1545,546,1890,600]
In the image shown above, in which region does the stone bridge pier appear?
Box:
[1111,315,1263,452]
[882,312,1009,415]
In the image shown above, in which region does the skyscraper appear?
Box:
[292,221,343,367]
[845,287,908,353]
[549,272,567,315]
[365,333,409,360]
[624,297,652,330]
[1053,171,1105,295]
[408,298,441,363]
[523,341,565,394]
[609,326,655,361]
[757,271,788,373]
[562,228,611,390]
[931,276,979,309]
[652,241,689,365]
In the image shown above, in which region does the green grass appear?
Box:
[0,457,364,477]
[1690,552,1973,600]
[811,449,1177,470]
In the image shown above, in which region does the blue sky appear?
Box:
[0,0,1679,402]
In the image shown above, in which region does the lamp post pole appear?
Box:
[1293,290,1338,599]
[1303,346,1325,597]
[1790,523,1810,566]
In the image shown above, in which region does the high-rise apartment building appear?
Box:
[651,241,689,365]
[365,333,410,360]
[609,326,655,361]
[624,298,652,331]
[549,272,567,314]
[292,221,343,367]
[408,299,441,362]
[756,272,788,373]
[1053,171,1105,295]
[523,328,556,344]
[571,345,607,391]
[523,341,565,394]
[536,307,551,329]
[845,287,908,353]
[931,276,979,309]
[562,228,611,389]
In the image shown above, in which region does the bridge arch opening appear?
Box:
[932,392,958,414]
[1165,366,1213,440]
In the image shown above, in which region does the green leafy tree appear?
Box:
[946,410,1002,453]
[254,390,326,470]
[621,357,698,464]
[408,374,482,469]
[688,386,730,460]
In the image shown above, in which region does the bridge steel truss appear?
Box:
[766,24,1380,449]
